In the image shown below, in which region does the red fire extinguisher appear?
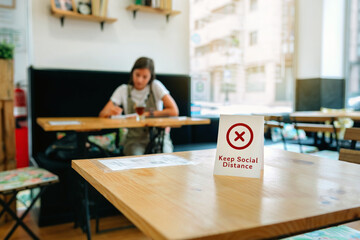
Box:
[14,83,29,168]
[14,83,27,120]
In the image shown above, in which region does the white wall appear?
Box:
[30,0,189,74]
[295,0,323,79]
[321,0,346,78]
[296,0,346,79]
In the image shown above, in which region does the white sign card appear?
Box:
[214,115,264,178]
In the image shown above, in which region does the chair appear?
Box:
[339,127,360,164]
[264,115,288,150]
[338,127,360,232]
[0,167,58,240]
[291,116,341,153]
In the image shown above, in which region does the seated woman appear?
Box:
[99,57,179,155]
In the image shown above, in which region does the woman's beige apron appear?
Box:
[123,85,173,156]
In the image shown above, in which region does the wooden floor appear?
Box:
[1,209,360,239]
[0,210,150,240]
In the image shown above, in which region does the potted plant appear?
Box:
[0,42,14,100]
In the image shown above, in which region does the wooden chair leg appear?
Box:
[280,129,287,151]
[297,131,303,153]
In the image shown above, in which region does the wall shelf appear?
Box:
[126,4,180,22]
[50,6,117,31]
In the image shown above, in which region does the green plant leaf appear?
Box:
[0,41,14,59]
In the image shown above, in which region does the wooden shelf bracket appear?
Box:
[50,2,117,31]
[57,16,105,30]
[60,16,65,27]
[132,10,138,19]
[126,4,180,23]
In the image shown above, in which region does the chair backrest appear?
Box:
[290,116,336,123]
[343,127,360,142]
[264,115,282,121]
[290,115,340,134]
[339,127,360,164]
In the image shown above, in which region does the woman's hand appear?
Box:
[107,105,123,116]
[99,101,123,118]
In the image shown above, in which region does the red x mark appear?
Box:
[234,131,245,142]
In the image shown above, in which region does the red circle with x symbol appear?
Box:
[226,123,254,150]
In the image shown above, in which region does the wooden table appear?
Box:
[291,111,360,121]
[258,111,360,151]
[72,148,360,239]
[37,116,210,132]
[37,116,211,154]
[256,111,360,121]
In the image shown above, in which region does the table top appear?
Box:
[0,167,59,194]
[291,111,360,120]
[255,111,360,122]
[72,148,360,239]
[37,116,210,132]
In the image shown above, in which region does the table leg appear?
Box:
[145,127,155,154]
[77,132,88,157]
[73,174,91,240]
[145,127,165,154]
[159,128,165,153]
[83,181,92,240]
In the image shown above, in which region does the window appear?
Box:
[190,0,295,116]
[246,66,265,92]
[250,0,258,11]
[249,31,257,46]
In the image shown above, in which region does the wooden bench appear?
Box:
[291,116,341,152]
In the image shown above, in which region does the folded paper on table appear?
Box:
[48,121,81,126]
[111,113,137,119]
[169,116,187,120]
[97,155,193,171]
